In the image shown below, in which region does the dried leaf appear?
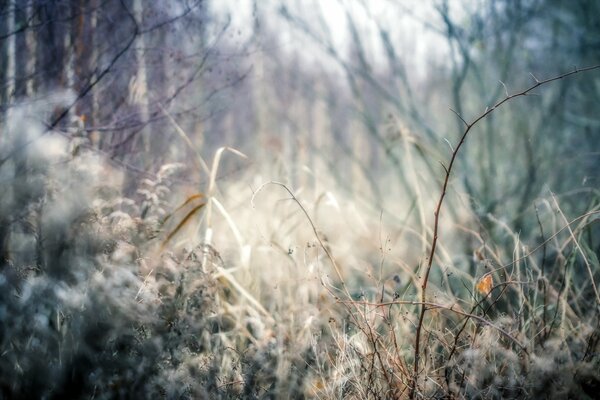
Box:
[476,273,493,295]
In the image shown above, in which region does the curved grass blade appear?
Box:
[161,202,206,249]
[162,193,205,225]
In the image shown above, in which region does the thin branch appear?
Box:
[49,0,139,129]
[499,80,509,98]
[483,209,600,274]
[344,299,528,353]
[410,64,600,398]
[438,161,449,175]
[139,0,203,34]
[551,192,600,307]
[443,137,455,153]
[534,203,549,341]
[529,72,539,83]
[449,108,468,127]
[251,181,349,297]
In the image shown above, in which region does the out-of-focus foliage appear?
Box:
[1,0,599,398]
[0,102,316,398]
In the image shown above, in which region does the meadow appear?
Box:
[1,1,599,399]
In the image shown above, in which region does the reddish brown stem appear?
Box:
[409,64,600,399]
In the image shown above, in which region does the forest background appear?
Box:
[1,0,599,398]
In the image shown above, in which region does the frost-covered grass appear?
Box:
[1,98,599,399]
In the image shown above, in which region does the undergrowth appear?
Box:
[1,69,600,399]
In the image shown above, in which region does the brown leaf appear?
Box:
[476,274,493,295]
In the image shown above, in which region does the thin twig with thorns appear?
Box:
[410,64,600,398]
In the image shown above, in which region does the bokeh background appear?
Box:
[1,1,599,398]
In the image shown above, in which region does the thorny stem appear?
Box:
[410,64,600,398]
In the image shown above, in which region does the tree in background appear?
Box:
[0,0,246,181]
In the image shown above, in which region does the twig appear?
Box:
[499,80,509,97]
[49,0,140,130]
[486,210,600,275]
[251,181,349,298]
[550,192,600,307]
[344,299,529,353]
[410,64,600,398]
[534,203,549,341]
[449,108,468,127]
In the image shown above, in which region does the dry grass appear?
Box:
[1,71,600,399]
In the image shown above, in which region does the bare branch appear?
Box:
[443,137,455,153]
[499,80,509,97]
[529,72,540,83]
[438,160,449,175]
[449,107,468,127]
[49,0,140,130]
[344,299,529,353]
[251,181,350,298]
[410,64,600,397]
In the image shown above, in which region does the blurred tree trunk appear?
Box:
[0,0,9,124]
[101,0,137,155]
[144,5,168,164]
[0,0,7,261]
[35,0,66,91]
[124,0,148,171]
[33,0,70,128]
[71,0,96,132]
[13,1,29,99]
